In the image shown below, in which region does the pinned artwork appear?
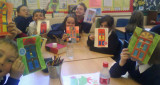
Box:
[94,28,108,47]
[17,36,46,75]
[37,20,50,35]
[66,26,79,43]
[84,8,96,23]
[128,27,160,64]
[62,72,100,85]
[0,1,13,36]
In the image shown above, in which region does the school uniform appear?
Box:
[14,16,33,34]
[110,59,160,85]
[78,21,92,33]
[150,25,160,34]
[0,76,19,85]
[87,31,121,61]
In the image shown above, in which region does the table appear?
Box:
[18,33,140,85]
[42,33,113,62]
[18,58,140,85]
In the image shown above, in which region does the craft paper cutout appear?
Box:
[0,1,13,36]
[66,26,79,43]
[84,8,96,24]
[94,28,108,48]
[62,72,100,85]
[37,20,50,35]
[17,36,46,75]
[128,27,160,64]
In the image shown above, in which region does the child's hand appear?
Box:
[89,35,95,41]
[119,48,130,67]
[41,33,47,38]
[33,30,37,35]
[150,20,156,23]
[62,34,68,40]
[10,57,25,80]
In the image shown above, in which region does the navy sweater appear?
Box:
[87,31,121,62]
[48,22,91,39]
[0,76,19,85]
[14,16,33,34]
[110,59,160,85]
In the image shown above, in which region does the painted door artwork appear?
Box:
[98,29,105,46]
[131,32,153,61]
[0,2,8,36]
[40,22,47,34]
[94,28,108,47]
[66,26,79,43]
[23,38,41,73]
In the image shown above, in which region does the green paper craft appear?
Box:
[17,36,46,75]
[128,27,160,64]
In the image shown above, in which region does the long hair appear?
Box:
[125,11,144,33]
[60,14,79,30]
[99,15,115,31]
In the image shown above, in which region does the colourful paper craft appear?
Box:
[84,8,96,24]
[62,72,100,85]
[66,26,79,43]
[0,1,13,36]
[17,36,46,75]
[37,20,50,35]
[94,28,108,48]
[128,27,160,64]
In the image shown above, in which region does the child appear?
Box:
[125,10,144,41]
[109,29,160,85]
[75,3,92,33]
[0,38,25,85]
[48,14,78,40]
[87,15,121,61]
[27,9,47,36]
[14,5,33,34]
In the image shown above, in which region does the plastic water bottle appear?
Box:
[67,38,74,58]
[99,62,110,85]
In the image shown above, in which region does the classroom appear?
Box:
[0,0,160,85]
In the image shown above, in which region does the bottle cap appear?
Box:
[52,43,57,48]
[103,62,108,67]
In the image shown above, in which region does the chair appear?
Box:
[116,19,129,40]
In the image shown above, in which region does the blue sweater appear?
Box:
[48,22,91,39]
[110,59,160,85]
[0,76,19,85]
[14,16,33,34]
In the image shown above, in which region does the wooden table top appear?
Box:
[42,33,113,62]
[18,58,140,85]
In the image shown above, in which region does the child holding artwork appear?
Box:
[109,32,160,85]
[14,5,33,34]
[87,15,121,61]
[48,14,78,40]
[75,3,92,33]
[125,10,144,41]
[27,9,47,36]
[0,38,25,85]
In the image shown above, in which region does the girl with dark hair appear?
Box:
[47,14,79,40]
[87,15,121,61]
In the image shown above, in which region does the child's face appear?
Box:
[18,6,29,18]
[33,12,45,23]
[75,5,85,16]
[100,22,108,28]
[66,17,75,27]
[0,43,17,77]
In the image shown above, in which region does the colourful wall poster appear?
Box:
[0,1,13,36]
[89,0,101,8]
[17,36,46,75]
[37,20,50,35]
[94,28,108,48]
[6,0,22,8]
[128,27,160,64]
[62,72,100,85]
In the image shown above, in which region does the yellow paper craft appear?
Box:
[0,1,13,36]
